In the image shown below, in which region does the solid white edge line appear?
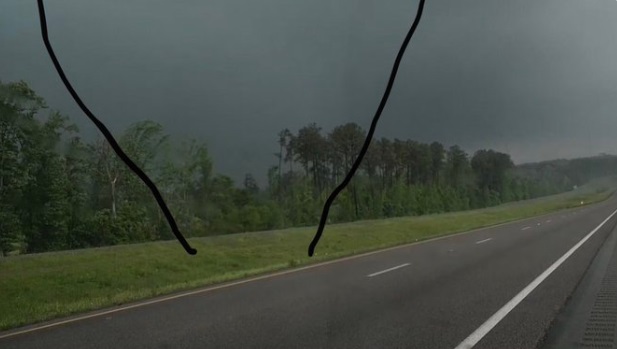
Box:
[367,263,411,277]
[0,201,607,340]
[475,238,493,244]
[453,207,617,349]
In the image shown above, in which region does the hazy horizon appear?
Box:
[3,0,617,184]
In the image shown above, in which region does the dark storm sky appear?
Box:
[2,0,617,184]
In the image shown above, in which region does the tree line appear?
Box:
[1,80,613,255]
[267,123,567,225]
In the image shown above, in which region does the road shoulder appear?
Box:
[540,213,617,348]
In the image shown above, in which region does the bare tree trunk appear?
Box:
[352,183,359,219]
[0,130,5,193]
[101,140,119,220]
[111,177,117,220]
[278,148,283,181]
[288,149,294,174]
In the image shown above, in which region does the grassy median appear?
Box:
[0,183,614,331]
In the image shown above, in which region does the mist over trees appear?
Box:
[1,80,615,255]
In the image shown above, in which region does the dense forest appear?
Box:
[2,79,616,256]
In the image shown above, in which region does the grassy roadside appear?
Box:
[1,185,615,331]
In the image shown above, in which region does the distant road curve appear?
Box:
[2,196,617,349]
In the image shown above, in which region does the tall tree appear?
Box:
[329,123,366,218]
[471,149,514,204]
[429,141,445,184]
[294,123,329,192]
[445,145,469,188]
[0,81,43,254]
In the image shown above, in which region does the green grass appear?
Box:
[0,183,615,331]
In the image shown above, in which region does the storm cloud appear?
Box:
[2,0,616,183]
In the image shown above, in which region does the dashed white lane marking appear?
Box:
[453,207,617,349]
[367,263,410,277]
[521,226,531,231]
[475,238,493,245]
[546,219,552,223]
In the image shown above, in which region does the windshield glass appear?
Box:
[2,1,617,348]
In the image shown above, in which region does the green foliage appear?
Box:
[0,209,22,256]
[1,79,615,255]
[1,185,612,331]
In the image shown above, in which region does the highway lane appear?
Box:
[2,196,617,349]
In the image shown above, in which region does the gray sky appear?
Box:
[2,0,617,184]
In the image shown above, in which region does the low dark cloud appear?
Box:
[2,0,616,183]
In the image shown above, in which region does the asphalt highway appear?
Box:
[3,196,617,349]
